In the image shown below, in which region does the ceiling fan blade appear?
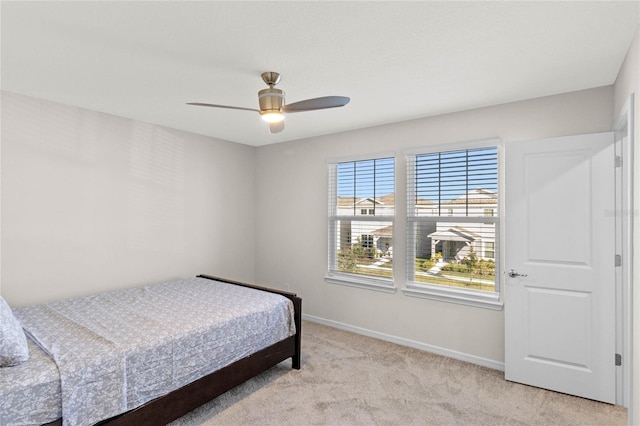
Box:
[186,103,259,113]
[282,96,350,113]
[269,121,285,134]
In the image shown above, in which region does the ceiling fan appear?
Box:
[187,71,350,134]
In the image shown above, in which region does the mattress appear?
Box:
[3,277,296,426]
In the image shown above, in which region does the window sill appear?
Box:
[402,282,503,310]
[324,273,397,294]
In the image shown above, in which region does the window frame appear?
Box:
[403,139,503,310]
[325,153,397,293]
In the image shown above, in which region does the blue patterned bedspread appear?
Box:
[12,277,296,426]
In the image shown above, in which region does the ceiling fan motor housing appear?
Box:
[258,87,284,114]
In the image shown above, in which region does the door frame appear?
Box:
[612,94,634,408]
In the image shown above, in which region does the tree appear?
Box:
[464,246,478,284]
[338,249,357,272]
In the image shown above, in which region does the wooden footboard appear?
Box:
[198,274,302,369]
[92,274,302,426]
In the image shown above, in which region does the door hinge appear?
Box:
[615,254,622,267]
[615,353,622,366]
[615,156,622,168]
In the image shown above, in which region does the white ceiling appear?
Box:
[2,1,639,147]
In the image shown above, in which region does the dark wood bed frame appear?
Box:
[44,274,302,426]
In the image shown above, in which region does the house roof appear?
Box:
[446,197,498,205]
[338,190,498,210]
[413,188,497,206]
[428,226,482,242]
[448,189,497,205]
[372,225,393,238]
[337,194,395,208]
[356,198,383,206]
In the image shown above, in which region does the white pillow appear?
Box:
[0,295,29,367]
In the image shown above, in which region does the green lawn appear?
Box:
[338,256,496,292]
[432,269,495,281]
[414,274,495,292]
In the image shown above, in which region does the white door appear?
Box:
[504,132,616,403]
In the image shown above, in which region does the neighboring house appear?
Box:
[425,189,497,262]
[372,225,393,256]
[337,189,497,261]
[336,194,395,256]
[337,194,396,216]
[427,226,484,261]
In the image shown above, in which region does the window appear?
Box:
[484,208,494,225]
[405,142,501,309]
[484,241,495,259]
[327,156,395,292]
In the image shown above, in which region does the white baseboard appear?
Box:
[302,313,505,372]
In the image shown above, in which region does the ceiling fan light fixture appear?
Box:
[260,111,285,123]
[258,87,285,123]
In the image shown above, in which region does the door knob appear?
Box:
[507,269,527,278]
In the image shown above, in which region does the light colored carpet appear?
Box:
[170,321,627,425]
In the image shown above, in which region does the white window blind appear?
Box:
[412,148,498,217]
[406,146,499,297]
[328,157,395,288]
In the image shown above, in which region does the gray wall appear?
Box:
[1,91,257,306]
[254,86,614,364]
[0,81,627,368]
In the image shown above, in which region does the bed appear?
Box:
[0,274,302,426]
